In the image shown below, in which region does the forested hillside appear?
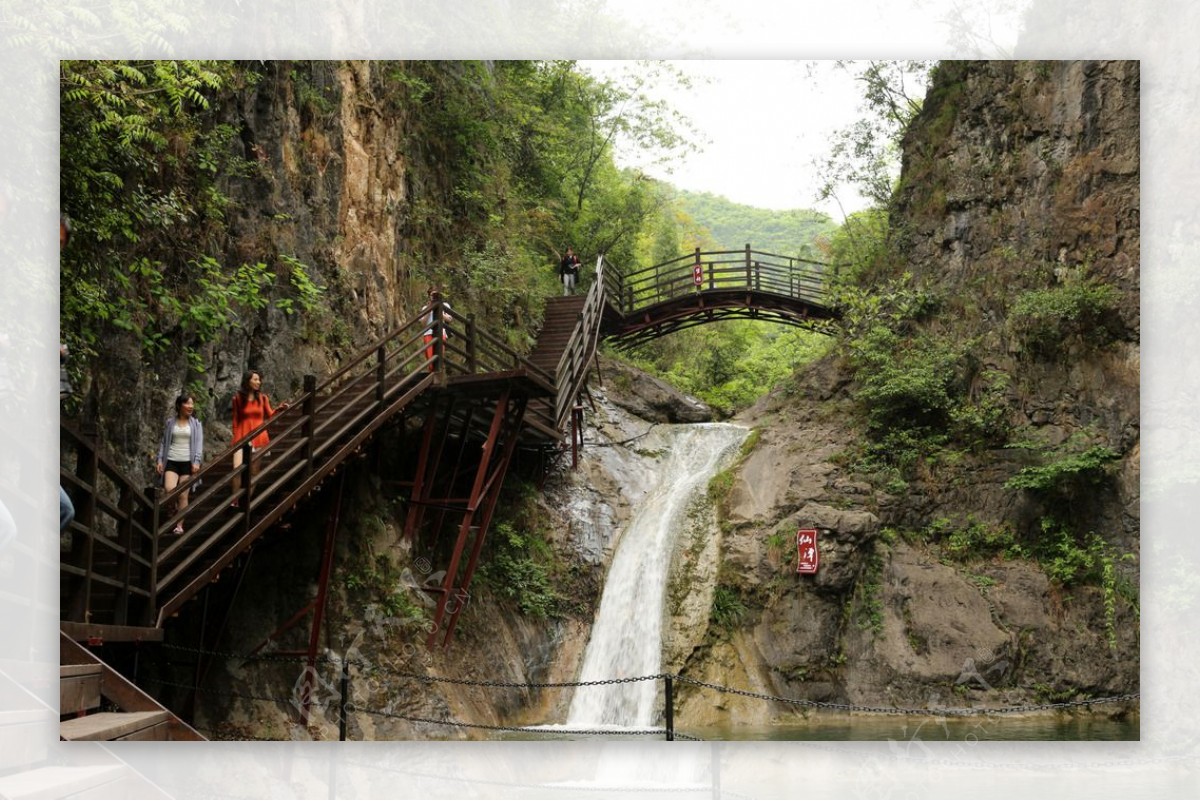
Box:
[673,188,834,257]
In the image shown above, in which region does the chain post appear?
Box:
[664,674,674,741]
[339,659,350,741]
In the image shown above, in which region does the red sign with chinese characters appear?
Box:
[796,528,819,574]
[693,262,704,286]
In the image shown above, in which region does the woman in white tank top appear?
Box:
[155,393,204,535]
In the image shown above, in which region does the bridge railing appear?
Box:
[606,245,830,316]
[60,424,158,627]
[549,254,608,431]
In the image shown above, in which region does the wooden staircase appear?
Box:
[528,295,587,375]
[58,632,203,742]
[59,269,614,648]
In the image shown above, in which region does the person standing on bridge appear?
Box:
[230,370,288,507]
[559,246,581,296]
[156,393,203,535]
[422,288,453,372]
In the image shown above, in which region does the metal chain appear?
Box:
[362,706,668,738]
[148,677,703,740]
[160,641,1140,721]
[379,670,666,690]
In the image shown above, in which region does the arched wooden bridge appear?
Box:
[58,246,836,736]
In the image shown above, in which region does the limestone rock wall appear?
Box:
[670,60,1140,722]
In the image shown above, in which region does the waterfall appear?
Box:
[566,422,746,728]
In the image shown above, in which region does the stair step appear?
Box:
[60,710,170,741]
[0,765,131,800]
[60,664,102,715]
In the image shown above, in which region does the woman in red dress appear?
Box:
[230,370,288,506]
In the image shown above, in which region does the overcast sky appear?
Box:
[580,60,916,220]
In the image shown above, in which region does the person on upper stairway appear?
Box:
[229,369,288,507]
[155,393,203,535]
[422,287,453,372]
[558,246,581,296]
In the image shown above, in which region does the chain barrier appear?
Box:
[364,707,670,739]
[160,641,1139,741]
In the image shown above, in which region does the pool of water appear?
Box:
[503,712,1137,741]
[686,713,1138,741]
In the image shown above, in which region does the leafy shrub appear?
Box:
[479,520,560,618]
[851,327,963,432]
[851,548,885,634]
[1008,270,1119,355]
[1005,443,1119,498]
[928,515,1024,561]
[1035,520,1135,650]
[949,368,1013,448]
[711,585,747,630]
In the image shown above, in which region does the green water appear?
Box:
[508,713,1137,741]
[687,713,1138,741]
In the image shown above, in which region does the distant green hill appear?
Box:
[673,188,836,259]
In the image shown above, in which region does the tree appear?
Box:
[813,60,933,214]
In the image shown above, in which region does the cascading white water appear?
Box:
[566,422,746,728]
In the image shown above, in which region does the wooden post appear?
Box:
[375,344,386,404]
[745,243,752,290]
[302,374,317,477]
[148,481,160,623]
[467,315,478,373]
[433,301,445,375]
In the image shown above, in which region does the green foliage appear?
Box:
[948,368,1013,448]
[851,546,886,635]
[1008,268,1120,356]
[59,59,295,376]
[837,271,1017,475]
[1036,519,1096,586]
[851,326,961,433]
[478,517,560,619]
[1005,443,1119,498]
[622,320,832,416]
[672,189,835,258]
[710,584,747,630]
[344,549,429,633]
[1032,519,1136,650]
[816,60,933,208]
[924,515,1025,561]
[825,208,891,286]
[397,60,697,287]
[707,467,736,511]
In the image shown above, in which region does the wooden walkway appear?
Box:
[60,247,835,639]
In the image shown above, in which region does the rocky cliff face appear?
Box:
[669,60,1140,722]
[76,61,470,480]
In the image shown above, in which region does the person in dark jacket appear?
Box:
[559,246,581,296]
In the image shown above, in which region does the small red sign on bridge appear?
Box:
[796,528,819,574]
[692,262,704,286]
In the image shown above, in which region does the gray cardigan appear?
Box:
[156,415,204,468]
